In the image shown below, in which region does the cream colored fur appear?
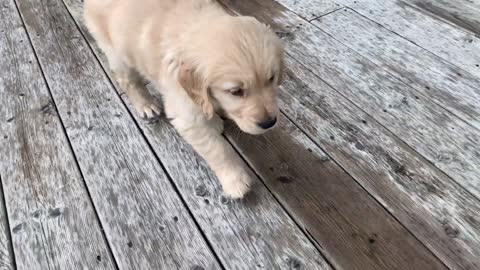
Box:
[84,0,284,198]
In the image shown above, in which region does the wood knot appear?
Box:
[40,102,54,115]
[287,257,304,270]
[277,176,292,183]
[368,233,377,244]
[220,195,231,205]
[195,185,209,197]
[443,224,459,238]
[12,223,25,234]
[48,207,62,218]
[275,31,294,40]
[355,142,365,151]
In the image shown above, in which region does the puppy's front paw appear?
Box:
[137,102,161,121]
[219,169,253,199]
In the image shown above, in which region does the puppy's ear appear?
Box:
[178,62,214,119]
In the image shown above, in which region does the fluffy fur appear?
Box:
[84,0,284,198]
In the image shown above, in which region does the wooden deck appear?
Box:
[1,0,479,269]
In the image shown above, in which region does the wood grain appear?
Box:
[13,0,221,269]
[220,1,480,269]
[0,0,115,269]
[224,0,480,203]
[280,55,480,270]
[61,1,333,268]
[343,0,480,78]
[404,0,480,38]
[313,8,480,130]
[224,116,447,270]
[0,180,14,270]
[274,0,342,20]
[283,9,480,201]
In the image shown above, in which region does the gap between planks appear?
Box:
[0,175,15,270]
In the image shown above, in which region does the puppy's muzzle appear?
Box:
[257,116,277,130]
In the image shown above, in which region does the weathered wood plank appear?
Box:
[0,181,14,270]
[224,0,480,202]
[291,10,480,202]
[312,8,480,130]
[279,54,480,270]
[403,0,480,38]
[343,0,480,78]
[61,1,333,268]
[0,0,116,269]
[287,11,480,204]
[220,1,480,269]
[13,0,221,269]
[224,117,448,270]
[274,0,342,20]
[63,1,451,269]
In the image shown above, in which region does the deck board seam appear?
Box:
[9,0,120,268]
[0,175,17,270]
[307,6,345,22]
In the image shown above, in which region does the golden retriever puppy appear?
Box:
[84,0,284,198]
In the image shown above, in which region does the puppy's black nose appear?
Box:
[257,117,277,129]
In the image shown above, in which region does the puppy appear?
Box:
[84,0,284,198]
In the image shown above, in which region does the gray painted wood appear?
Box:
[13,0,221,269]
[221,1,480,269]
[343,0,480,78]
[0,182,14,270]
[0,0,115,269]
[61,1,332,268]
[313,8,480,131]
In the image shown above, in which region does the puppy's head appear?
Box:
[178,15,284,135]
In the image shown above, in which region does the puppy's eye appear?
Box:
[230,88,244,97]
[268,75,275,84]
